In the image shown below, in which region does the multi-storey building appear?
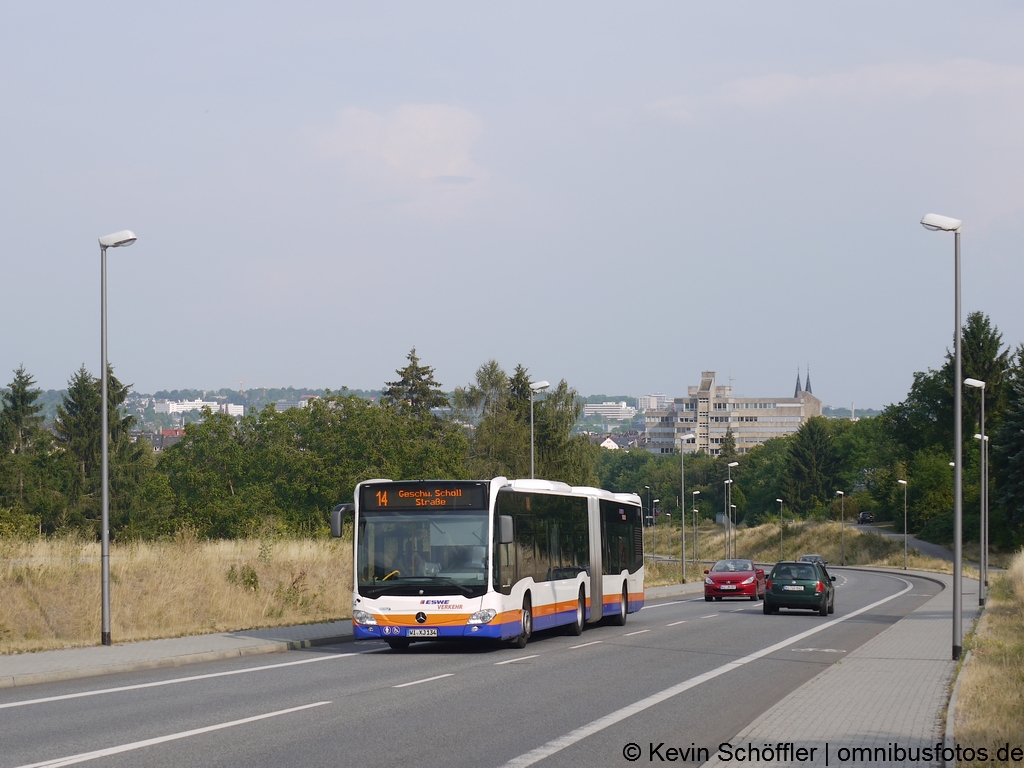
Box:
[645,370,821,456]
[582,401,637,420]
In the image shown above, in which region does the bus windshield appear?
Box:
[357,510,489,599]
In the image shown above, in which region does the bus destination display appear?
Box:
[361,483,487,511]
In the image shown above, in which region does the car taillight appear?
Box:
[815,581,824,593]
[766,578,772,590]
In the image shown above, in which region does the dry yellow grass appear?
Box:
[954,549,1024,764]
[643,520,960,586]
[0,533,352,655]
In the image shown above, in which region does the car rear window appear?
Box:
[773,565,818,580]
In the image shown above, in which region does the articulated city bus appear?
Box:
[331,477,644,649]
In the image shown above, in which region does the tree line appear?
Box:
[3,316,1023,548]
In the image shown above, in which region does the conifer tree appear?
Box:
[382,348,450,417]
[0,365,44,454]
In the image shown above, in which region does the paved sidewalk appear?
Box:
[703,570,981,768]
[0,582,704,690]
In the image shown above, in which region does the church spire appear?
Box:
[794,368,802,398]
[805,364,812,395]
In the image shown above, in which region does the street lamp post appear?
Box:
[529,380,549,479]
[723,479,733,559]
[652,499,661,554]
[835,490,845,566]
[897,480,908,570]
[921,211,964,660]
[729,505,737,558]
[726,461,739,559]
[776,499,784,561]
[676,433,696,582]
[966,377,987,606]
[98,229,137,647]
[691,490,700,567]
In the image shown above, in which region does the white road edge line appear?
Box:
[622,629,650,637]
[639,600,691,610]
[393,673,454,688]
[495,655,539,665]
[700,614,717,619]
[13,701,331,768]
[666,620,687,627]
[500,576,914,768]
[570,641,602,649]
[0,653,359,710]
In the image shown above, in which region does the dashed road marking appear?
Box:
[623,629,650,637]
[393,673,454,688]
[570,641,602,649]
[495,655,539,666]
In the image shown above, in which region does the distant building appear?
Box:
[637,393,672,412]
[582,401,637,420]
[645,370,822,456]
[153,399,243,417]
[134,428,185,452]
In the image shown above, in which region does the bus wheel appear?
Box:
[387,639,410,651]
[567,587,585,636]
[609,584,628,626]
[515,595,532,648]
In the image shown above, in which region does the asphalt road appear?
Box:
[1,569,940,768]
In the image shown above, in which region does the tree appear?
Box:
[994,346,1024,539]
[382,348,450,417]
[783,417,840,515]
[0,365,44,454]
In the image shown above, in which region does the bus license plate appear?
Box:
[408,628,438,638]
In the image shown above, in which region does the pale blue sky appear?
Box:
[2,2,1023,408]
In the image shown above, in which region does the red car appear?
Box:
[704,559,766,601]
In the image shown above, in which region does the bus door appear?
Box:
[588,496,604,621]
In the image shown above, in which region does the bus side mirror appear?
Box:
[331,503,353,538]
[499,515,514,545]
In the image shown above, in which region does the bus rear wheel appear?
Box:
[515,595,532,648]
[608,584,628,626]
[567,587,585,636]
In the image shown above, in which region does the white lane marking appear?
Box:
[791,648,846,653]
[639,599,692,610]
[495,655,539,666]
[622,629,650,637]
[570,641,603,650]
[700,614,717,619]
[13,701,331,768]
[392,673,454,688]
[666,620,687,627]
[500,576,914,768]
[0,653,359,710]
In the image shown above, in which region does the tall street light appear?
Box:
[973,433,988,605]
[726,461,739,559]
[652,499,661,554]
[723,479,733,559]
[966,376,987,607]
[676,433,696,582]
[776,499,784,561]
[691,490,700,566]
[897,480,908,570]
[921,211,964,660]
[98,229,137,647]
[729,505,737,558]
[835,490,845,566]
[529,380,549,479]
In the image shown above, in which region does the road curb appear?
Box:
[0,633,354,690]
[834,565,951,590]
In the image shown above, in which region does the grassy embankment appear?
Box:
[954,549,1024,763]
[0,532,352,655]
[644,519,964,585]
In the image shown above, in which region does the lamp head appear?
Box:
[728,461,739,467]
[897,480,907,485]
[529,380,550,392]
[836,490,844,496]
[920,213,962,232]
[776,498,783,503]
[693,490,700,496]
[679,432,696,441]
[98,230,137,248]
[964,378,985,389]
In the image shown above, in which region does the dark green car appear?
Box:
[763,561,835,616]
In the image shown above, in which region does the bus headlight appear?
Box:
[352,610,378,625]
[467,609,496,625]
